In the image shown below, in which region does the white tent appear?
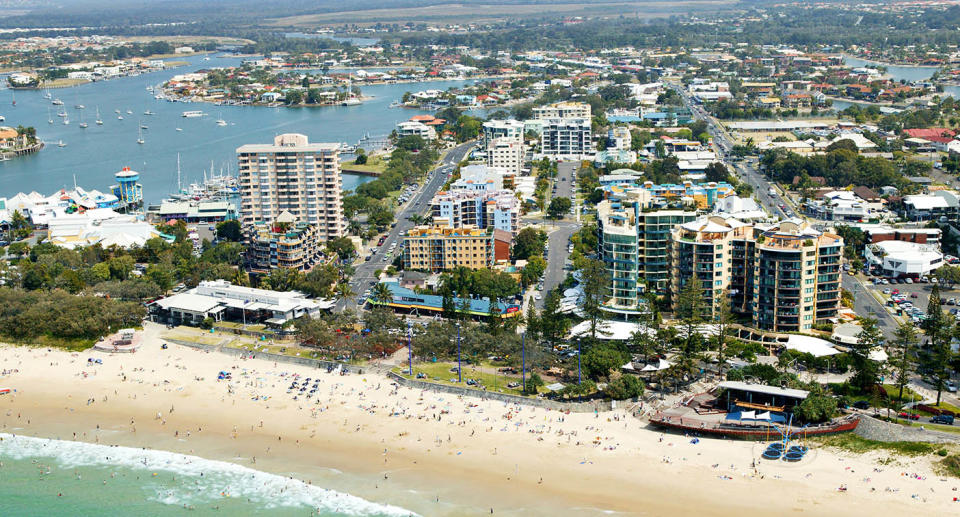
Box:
[783,334,840,358]
[740,410,756,420]
[755,411,772,421]
[639,358,672,372]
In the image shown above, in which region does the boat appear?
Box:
[215,112,227,126]
[75,104,85,110]
[118,115,124,120]
[342,98,362,106]
[114,109,121,114]
[43,91,52,99]
[137,126,145,145]
[182,110,204,118]
[144,110,155,115]
[52,98,63,105]
[0,115,4,122]
[57,109,67,117]
[389,101,402,108]
[79,111,87,129]
[140,123,149,129]
[95,106,103,125]
[154,95,163,100]
[0,388,11,395]
[126,110,133,114]
[57,140,66,147]
[47,108,53,124]
[175,128,183,132]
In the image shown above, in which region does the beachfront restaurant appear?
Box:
[150,280,334,327]
[717,381,809,421]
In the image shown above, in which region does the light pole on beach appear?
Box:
[407,321,413,376]
[456,322,462,384]
[577,338,582,385]
[521,332,526,392]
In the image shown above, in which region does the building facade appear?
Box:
[236,133,345,241]
[245,218,327,272]
[669,217,843,331]
[533,101,591,120]
[486,137,525,177]
[430,190,520,234]
[598,194,696,313]
[540,118,592,160]
[403,225,495,271]
[481,119,525,147]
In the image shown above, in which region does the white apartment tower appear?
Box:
[237,133,345,240]
[486,137,525,176]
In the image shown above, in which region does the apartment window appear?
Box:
[803,315,812,321]
[805,287,814,294]
[805,278,814,285]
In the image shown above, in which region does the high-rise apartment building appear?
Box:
[597,193,696,313]
[481,119,525,147]
[236,133,344,241]
[540,118,592,160]
[669,216,843,331]
[486,137,525,176]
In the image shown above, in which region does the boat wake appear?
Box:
[0,433,416,517]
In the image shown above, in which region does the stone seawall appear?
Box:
[386,371,614,413]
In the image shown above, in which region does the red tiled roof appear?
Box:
[903,128,956,139]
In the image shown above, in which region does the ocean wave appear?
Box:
[0,433,416,517]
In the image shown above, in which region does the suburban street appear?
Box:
[334,141,476,311]
[676,86,794,219]
[530,160,580,308]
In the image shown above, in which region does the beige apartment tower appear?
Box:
[237,133,345,240]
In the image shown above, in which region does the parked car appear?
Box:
[852,400,870,410]
[898,411,921,420]
[931,414,955,425]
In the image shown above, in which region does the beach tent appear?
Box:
[639,358,672,372]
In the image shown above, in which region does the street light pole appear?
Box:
[577,338,582,385]
[407,321,413,376]
[521,332,526,392]
[457,323,462,384]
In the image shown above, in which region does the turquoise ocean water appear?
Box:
[0,433,416,516]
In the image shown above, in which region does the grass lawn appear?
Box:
[342,155,387,174]
[393,361,536,396]
[813,433,940,456]
[162,331,223,346]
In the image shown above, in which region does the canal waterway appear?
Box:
[0,54,474,203]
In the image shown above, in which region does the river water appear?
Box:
[0,54,473,202]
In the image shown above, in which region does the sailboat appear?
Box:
[79,110,87,129]
[43,91,52,100]
[117,113,124,120]
[139,120,149,130]
[95,106,103,125]
[52,98,63,106]
[137,126,145,145]
[47,107,54,124]
[215,111,227,126]
[11,90,15,106]
[57,140,66,148]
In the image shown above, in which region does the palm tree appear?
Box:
[335,282,354,301]
[347,220,363,236]
[371,283,393,305]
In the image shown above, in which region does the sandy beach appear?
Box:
[1,322,958,516]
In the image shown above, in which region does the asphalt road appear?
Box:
[334,141,476,311]
[842,274,898,339]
